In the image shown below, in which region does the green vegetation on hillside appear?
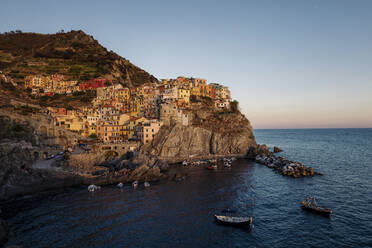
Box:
[0,30,158,87]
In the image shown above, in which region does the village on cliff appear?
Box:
[23,75,232,153]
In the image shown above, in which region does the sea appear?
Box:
[4,129,372,248]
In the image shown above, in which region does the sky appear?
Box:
[1,0,371,129]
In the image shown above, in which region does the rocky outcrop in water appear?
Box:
[273,146,283,153]
[255,154,321,178]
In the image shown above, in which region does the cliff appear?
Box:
[143,98,256,163]
[0,106,84,201]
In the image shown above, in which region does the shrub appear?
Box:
[89,133,97,139]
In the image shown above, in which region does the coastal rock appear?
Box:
[255,154,321,178]
[273,146,283,153]
[246,144,272,159]
[145,123,256,163]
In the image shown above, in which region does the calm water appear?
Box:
[5,129,372,248]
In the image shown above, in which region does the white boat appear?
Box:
[88,184,101,192]
[182,161,188,166]
[132,181,138,188]
[224,162,231,167]
[144,181,150,187]
[214,215,253,227]
[117,182,124,188]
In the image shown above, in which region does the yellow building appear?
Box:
[191,86,201,96]
[115,88,131,102]
[66,117,85,133]
[177,87,190,107]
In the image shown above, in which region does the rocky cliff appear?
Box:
[144,98,256,163]
[0,106,84,201]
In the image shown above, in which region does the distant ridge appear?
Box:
[0,30,158,87]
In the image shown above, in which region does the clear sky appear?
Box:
[1,0,371,129]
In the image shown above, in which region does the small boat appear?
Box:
[214,215,253,227]
[301,197,332,216]
[182,161,188,166]
[88,184,101,192]
[206,166,213,170]
[224,162,231,168]
[144,181,150,187]
[211,164,217,169]
[117,182,124,188]
[132,181,138,188]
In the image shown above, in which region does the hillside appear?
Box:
[0,30,158,87]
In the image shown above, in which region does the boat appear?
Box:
[206,166,213,170]
[224,162,231,167]
[88,184,101,192]
[117,182,124,188]
[301,197,332,216]
[214,215,253,227]
[132,181,138,188]
[211,164,217,169]
[182,161,188,166]
[144,181,150,187]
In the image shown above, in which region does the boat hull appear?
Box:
[301,206,332,217]
[214,215,252,228]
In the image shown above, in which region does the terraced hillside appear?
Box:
[0,30,158,87]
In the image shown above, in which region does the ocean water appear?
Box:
[4,129,372,248]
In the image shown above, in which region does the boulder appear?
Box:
[273,146,283,153]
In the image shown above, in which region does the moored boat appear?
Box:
[224,162,231,167]
[132,181,138,188]
[301,197,332,216]
[87,184,101,192]
[214,215,253,227]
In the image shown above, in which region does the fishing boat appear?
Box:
[144,181,150,187]
[301,197,332,216]
[214,215,253,227]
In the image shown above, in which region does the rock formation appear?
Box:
[143,97,257,163]
[145,123,256,163]
[0,109,83,201]
[273,146,283,153]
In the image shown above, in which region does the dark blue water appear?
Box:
[5,129,372,248]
